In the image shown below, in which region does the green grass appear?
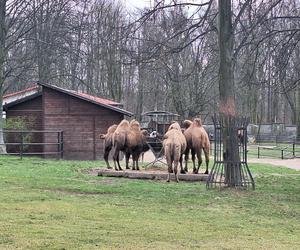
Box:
[0,156,299,249]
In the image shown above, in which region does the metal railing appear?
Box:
[257,143,299,159]
[0,130,63,159]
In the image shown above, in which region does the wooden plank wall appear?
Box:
[43,87,123,160]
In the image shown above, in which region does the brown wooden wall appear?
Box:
[43,87,124,160]
[5,96,43,153]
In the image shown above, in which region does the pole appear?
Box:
[20,131,24,159]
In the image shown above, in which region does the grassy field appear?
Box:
[0,156,299,249]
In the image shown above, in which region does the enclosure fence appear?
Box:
[0,130,63,159]
[256,143,300,159]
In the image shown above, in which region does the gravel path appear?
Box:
[248,158,300,170]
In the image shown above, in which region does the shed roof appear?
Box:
[3,83,133,116]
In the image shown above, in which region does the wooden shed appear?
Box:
[3,83,133,160]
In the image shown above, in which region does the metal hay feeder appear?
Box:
[206,115,255,190]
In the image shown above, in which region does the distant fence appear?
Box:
[0,130,63,159]
[255,134,297,144]
[210,138,300,160]
[257,143,300,159]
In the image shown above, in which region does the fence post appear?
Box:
[281,149,284,160]
[60,131,64,159]
[20,131,24,159]
[57,132,60,160]
[293,143,295,158]
[258,146,260,158]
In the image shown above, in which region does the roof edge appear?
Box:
[3,92,42,109]
[37,82,133,117]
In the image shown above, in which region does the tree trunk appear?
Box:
[218,0,241,186]
[0,0,7,154]
[297,85,300,139]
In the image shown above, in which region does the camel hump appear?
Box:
[183,120,192,129]
[129,119,141,131]
[114,120,129,133]
[107,124,118,134]
[193,118,202,127]
[118,119,130,128]
[168,122,181,131]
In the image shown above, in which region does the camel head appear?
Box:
[141,129,148,136]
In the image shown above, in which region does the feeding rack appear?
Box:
[206,115,255,190]
[141,111,180,167]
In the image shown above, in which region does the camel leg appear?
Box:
[125,152,131,169]
[131,151,141,171]
[113,149,119,171]
[174,160,179,183]
[195,149,203,174]
[166,155,172,182]
[191,149,197,174]
[104,146,112,169]
[131,152,136,170]
[116,153,122,171]
[180,154,186,174]
[135,155,140,171]
[141,152,144,163]
[204,148,210,174]
[184,148,190,172]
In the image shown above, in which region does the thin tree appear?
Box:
[0,0,7,153]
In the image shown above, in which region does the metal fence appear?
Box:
[255,134,297,144]
[256,143,300,159]
[0,130,63,159]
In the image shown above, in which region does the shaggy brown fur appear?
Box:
[99,124,118,169]
[163,122,187,182]
[183,118,210,174]
[112,119,130,171]
[112,119,148,171]
[140,130,150,163]
[123,120,146,170]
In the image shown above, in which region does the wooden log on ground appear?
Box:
[97,169,208,182]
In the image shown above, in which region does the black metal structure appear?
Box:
[143,136,167,168]
[206,116,255,190]
[140,111,180,135]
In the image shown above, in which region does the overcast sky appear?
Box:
[124,0,149,10]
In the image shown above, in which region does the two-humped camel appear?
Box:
[163,122,187,182]
[99,124,118,169]
[183,118,210,174]
[112,119,148,171]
